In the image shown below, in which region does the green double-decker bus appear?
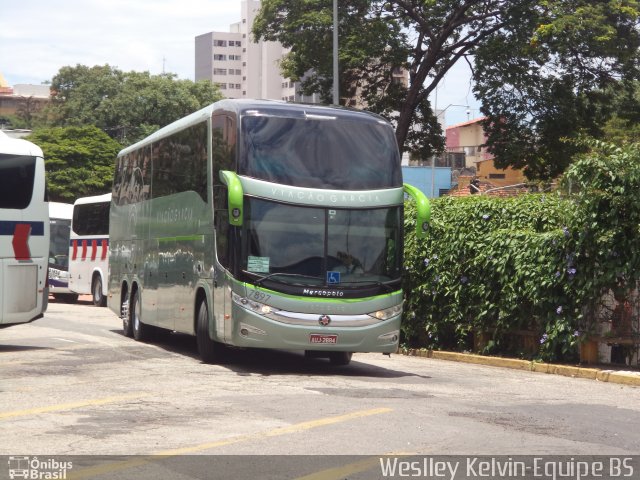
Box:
[108,99,429,365]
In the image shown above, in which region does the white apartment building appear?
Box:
[195,0,303,101]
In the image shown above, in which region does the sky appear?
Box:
[1,0,480,126]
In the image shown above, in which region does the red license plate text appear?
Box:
[309,334,338,344]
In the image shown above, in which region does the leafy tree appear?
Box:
[254,1,640,175]
[253,0,518,160]
[27,126,121,202]
[43,65,223,145]
[474,1,640,179]
[601,80,640,144]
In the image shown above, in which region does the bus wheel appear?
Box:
[121,297,132,338]
[131,290,149,341]
[329,352,353,366]
[92,276,106,307]
[196,300,224,364]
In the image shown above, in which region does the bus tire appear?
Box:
[329,352,353,366]
[92,275,106,307]
[196,300,224,364]
[131,290,149,341]
[121,296,133,338]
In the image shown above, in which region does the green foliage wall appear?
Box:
[403,142,640,362]
[403,194,581,361]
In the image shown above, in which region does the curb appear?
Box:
[401,349,640,387]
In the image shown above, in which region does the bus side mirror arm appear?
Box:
[219,170,244,227]
[403,183,430,239]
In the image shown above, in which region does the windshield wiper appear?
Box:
[245,270,324,287]
[337,279,398,293]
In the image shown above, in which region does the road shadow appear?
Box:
[110,327,431,380]
[48,294,94,306]
[0,344,51,353]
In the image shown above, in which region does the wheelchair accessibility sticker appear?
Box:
[327,271,341,285]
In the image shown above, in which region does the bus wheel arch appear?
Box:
[91,272,107,307]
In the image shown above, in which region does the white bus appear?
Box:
[68,193,111,306]
[0,131,49,328]
[48,202,77,303]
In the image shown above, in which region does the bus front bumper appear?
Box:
[226,301,401,353]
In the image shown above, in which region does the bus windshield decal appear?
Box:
[247,256,270,273]
[239,176,404,208]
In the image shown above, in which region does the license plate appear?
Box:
[309,334,338,344]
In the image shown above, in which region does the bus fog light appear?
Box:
[240,323,267,336]
[378,330,400,342]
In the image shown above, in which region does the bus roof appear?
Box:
[118,99,391,158]
[49,202,74,220]
[73,193,112,206]
[0,130,43,157]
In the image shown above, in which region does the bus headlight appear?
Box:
[368,304,403,320]
[232,292,272,315]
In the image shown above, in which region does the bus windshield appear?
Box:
[49,218,71,269]
[241,198,402,292]
[0,154,36,209]
[239,115,402,190]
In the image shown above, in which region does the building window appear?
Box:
[229,55,241,61]
[214,54,227,61]
[215,83,227,89]
[213,40,227,47]
[489,173,506,179]
[213,68,227,75]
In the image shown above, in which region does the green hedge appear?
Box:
[402,141,640,362]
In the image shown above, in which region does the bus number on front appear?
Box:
[249,291,271,303]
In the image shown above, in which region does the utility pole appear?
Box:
[332,0,339,105]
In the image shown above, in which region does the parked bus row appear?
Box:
[48,195,111,307]
[2,100,430,366]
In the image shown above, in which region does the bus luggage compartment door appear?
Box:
[1,260,39,323]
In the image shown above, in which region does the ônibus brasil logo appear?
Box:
[7,456,73,479]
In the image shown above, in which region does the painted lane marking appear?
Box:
[294,452,414,480]
[0,393,147,420]
[68,407,394,479]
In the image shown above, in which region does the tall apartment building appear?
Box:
[195,0,305,101]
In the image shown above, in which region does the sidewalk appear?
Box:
[402,349,640,387]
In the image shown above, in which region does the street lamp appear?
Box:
[431,104,469,198]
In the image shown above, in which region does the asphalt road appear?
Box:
[0,299,638,478]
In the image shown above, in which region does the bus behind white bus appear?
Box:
[0,131,49,328]
[48,202,77,303]
[68,193,111,306]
